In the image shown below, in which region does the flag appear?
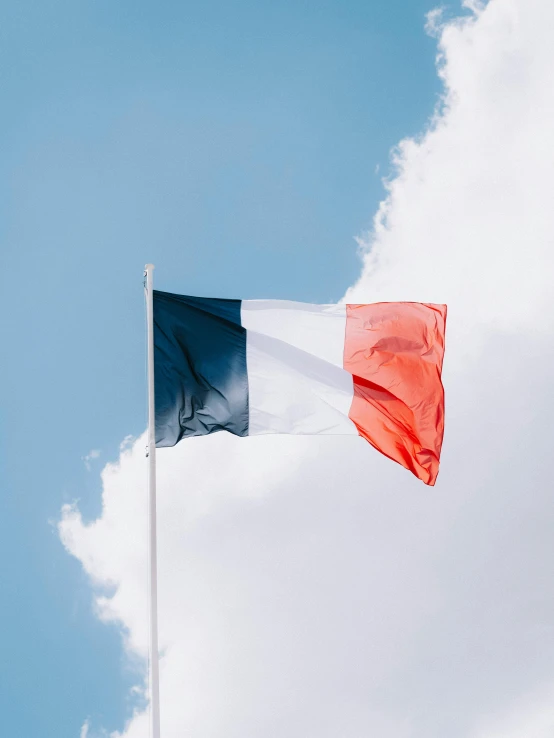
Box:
[153,291,447,485]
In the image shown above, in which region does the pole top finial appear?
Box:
[145,263,155,271]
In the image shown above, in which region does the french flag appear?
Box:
[153,291,447,485]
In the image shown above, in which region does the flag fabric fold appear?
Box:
[153,290,446,485]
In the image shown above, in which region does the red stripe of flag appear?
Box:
[344,302,447,485]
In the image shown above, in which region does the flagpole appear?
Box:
[145,263,161,738]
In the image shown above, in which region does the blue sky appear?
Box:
[1,1,445,735]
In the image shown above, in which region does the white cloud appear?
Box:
[82,449,101,472]
[80,720,90,738]
[470,683,554,738]
[60,1,554,736]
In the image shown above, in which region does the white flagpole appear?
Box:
[144,263,161,738]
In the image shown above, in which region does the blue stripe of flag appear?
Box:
[153,290,249,447]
